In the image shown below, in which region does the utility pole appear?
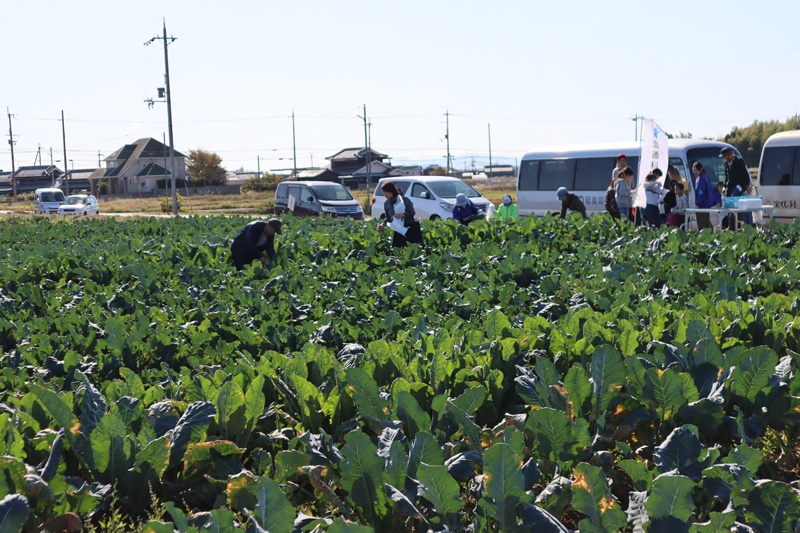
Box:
[145,21,178,215]
[36,144,41,166]
[445,109,452,175]
[487,123,493,185]
[357,105,371,195]
[632,114,639,142]
[257,155,261,192]
[291,111,297,177]
[7,108,16,197]
[61,110,69,196]
[98,150,102,167]
[50,148,54,166]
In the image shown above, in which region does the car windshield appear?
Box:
[426,180,482,199]
[64,196,87,205]
[312,185,353,201]
[41,192,65,203]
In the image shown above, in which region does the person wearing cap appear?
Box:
[452,193,482,224]
[496,194,518,221]
[612,154,628,183]
[557,187,587,219]
[230,218,282,271]
[720,147,754,226]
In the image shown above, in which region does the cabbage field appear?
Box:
[1,214,800,533]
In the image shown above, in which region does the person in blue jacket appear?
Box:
[452,193,481,224]
[692,162,714,230]
[231,218,282,271]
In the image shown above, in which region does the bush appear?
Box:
[160,193,184,213]
[242,173,286,192]
[98,182,110,195]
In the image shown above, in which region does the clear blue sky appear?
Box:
[3,0,799,173]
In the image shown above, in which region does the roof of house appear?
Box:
[326,147,388,161]
[296,168,338,180]
[63,169,99,180]
[106,138,185,161]
[13,165,63,179]
[136,163,170,177]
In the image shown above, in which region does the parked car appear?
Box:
[57,194,100,216]
[370,177,493,220]
[34,188,66,214]
[274,181,363,220]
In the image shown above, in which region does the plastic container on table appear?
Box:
[737,198,763,210]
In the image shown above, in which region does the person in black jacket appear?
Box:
[721,147,754,226]
[557,187,587,219]
[231,219,282,271]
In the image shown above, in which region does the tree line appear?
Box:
[720,115,799,168]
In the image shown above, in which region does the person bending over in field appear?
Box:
[557,187,587,219]
[230,218,282,271]
[452,193,483,225]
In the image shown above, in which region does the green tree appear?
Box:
[186,149,227,186]
[720,116,799,168]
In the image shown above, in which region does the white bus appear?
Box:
[516,139,744,217]
[756,130,800,224]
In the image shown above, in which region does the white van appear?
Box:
[756,130,800,224]
[370,176,493,220]
[516,139,744,217]
[34,188,66,214]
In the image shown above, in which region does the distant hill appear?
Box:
[720,116,799,168]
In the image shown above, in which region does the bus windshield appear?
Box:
[687,147,743,188]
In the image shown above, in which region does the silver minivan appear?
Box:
[34,188,66,214]
[371,177,492,220]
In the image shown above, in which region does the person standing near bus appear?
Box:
[612,154,628,182]
[692,162,715,230]
[720,147,754,226]
[614,167,635,222]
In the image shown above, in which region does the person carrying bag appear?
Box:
[377,181,423,248]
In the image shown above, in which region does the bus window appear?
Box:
[668,157,688,183]
[575,157,616,190]
[760,147,795,186]
[538,160,575,191]
[518,161,539,191]
[687,147,732,189]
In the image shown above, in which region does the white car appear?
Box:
[57,195,100,216]
[34,188,66,214]
[371,176,493,220]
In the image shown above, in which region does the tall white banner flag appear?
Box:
[633,118,669,208]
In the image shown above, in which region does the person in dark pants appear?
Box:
[231,219,282,271]
[377,181,421,247]
[721,147,754,226]
[557,187,587,219]
[692,162,715,230]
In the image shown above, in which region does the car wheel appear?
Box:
[379,214,385,220]
[429,215,440,221]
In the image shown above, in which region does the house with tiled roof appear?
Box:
[89,138,186,195]
[0,166,64,195]
[58,169,98,194]
[325,147,404,189]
